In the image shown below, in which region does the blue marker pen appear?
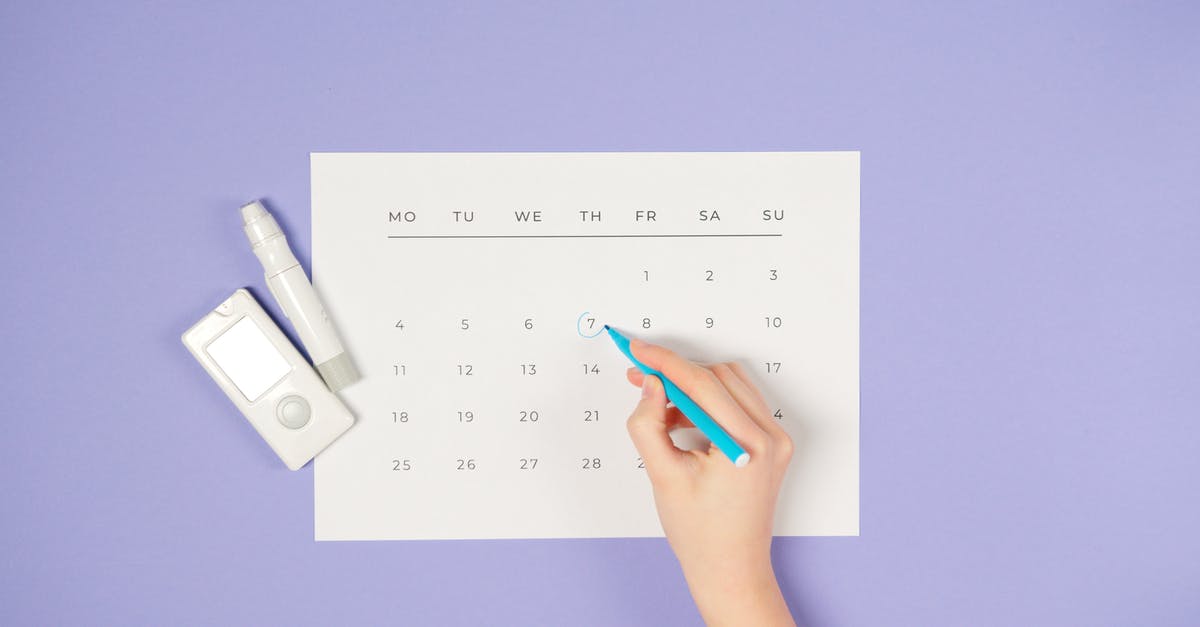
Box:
[605,326,750,467]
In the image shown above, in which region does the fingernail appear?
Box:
[641,376,654,398]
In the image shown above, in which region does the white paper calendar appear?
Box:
[312,152,859,540]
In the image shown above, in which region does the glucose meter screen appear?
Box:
[206,316,292,402]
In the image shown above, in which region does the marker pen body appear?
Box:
[605,326,749,467]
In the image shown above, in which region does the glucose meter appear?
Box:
[182,289,354,470]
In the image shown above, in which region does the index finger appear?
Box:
[629,339,768,454]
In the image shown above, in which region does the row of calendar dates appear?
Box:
[387,313,789,335]
[382,360,786,377]
[387,455,645,473]
[379,404,786,427]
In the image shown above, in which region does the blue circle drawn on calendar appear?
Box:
[577,311,605,338]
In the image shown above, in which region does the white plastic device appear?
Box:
[240,200,360,391]
[182,289,355,470]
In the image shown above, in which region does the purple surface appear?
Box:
[2,2,1198,625]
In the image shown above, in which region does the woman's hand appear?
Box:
[624,339,795,627]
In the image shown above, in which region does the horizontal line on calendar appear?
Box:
[386,233,784,239]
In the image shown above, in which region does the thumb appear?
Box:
[626,375,685,479]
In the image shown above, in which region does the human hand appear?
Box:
[624,339,795,627]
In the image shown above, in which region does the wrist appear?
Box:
[682,557,792,627]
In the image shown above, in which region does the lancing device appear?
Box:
[605,326,750,467]
[240,200,360,391]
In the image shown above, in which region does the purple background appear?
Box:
[2,2,1198,625]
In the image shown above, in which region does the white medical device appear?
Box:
[182,289,355,470]
[240,200,360,391]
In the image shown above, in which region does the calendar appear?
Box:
[312,152,859,540]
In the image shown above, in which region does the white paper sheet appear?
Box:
[312,152,858,540]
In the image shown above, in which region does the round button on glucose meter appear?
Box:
[276,395,311,429]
